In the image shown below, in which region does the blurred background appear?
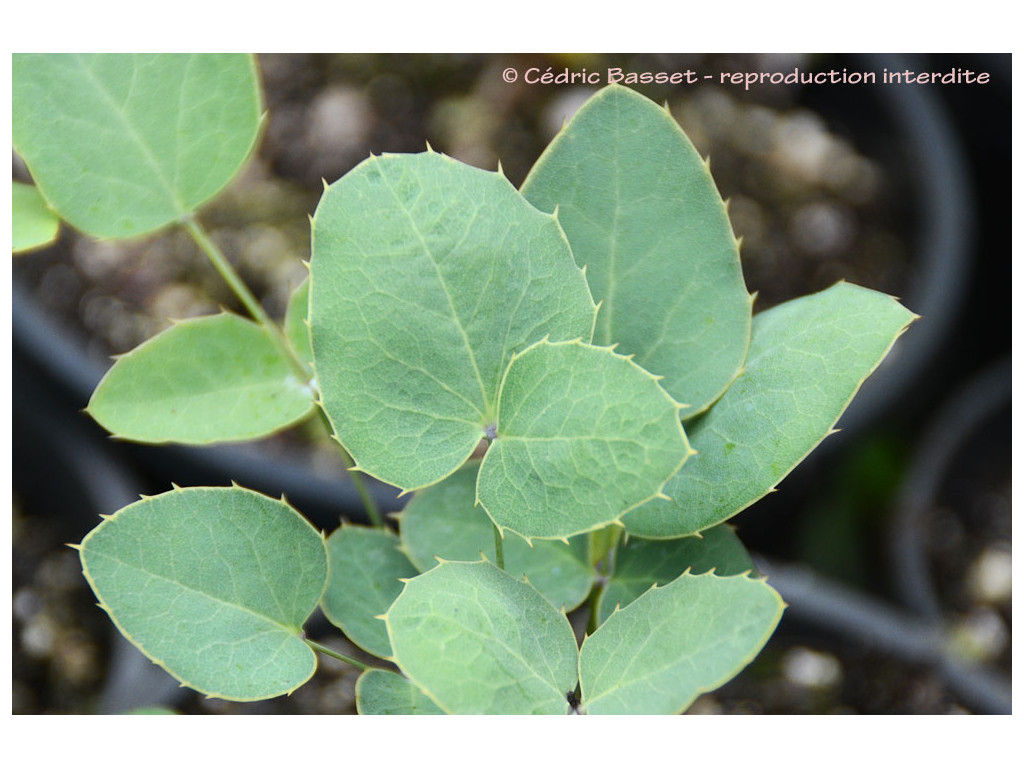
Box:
[12,52,1011,714]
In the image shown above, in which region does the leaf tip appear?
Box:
[425,139,434,153]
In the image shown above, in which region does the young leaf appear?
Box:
[622,281,918,538]
[594,524,754,625]
[309,151,596,492]
[12,54,261,239]
[87,313,314,444]
[579,572,784,715]
[78,486,328,701]
[399,462,594,611]
[12,181,60,253]
[284,277,313,370]
[477,340,692,540]
[355,668,445,715]
[522,84,752,418]
[320,525,418,658]
[383,560,579,714]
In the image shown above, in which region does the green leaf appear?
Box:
[320,525,418,658]
[77,486,327,701]
[594,524,754,625]
[12,181,60,253]
[477,340,692,540]
[522,84,752,417]
[12,53,261,239]
[309,150,597,492]
[383,560,579,714]
[579,572,784,715]
[355,668,445,715]
[622,282,918,538]
[284,277,313,370]
[399,462,594,611]
[86,313,314,444]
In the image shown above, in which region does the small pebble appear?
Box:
[948,606,1008,662]
[782,646,843,689]
[966,545,1012,604]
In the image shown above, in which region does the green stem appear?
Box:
[587,584,603,635]
[182,215,310,381]
[305,639,372,671]
[492,523,505,570]
[183,215,384,529]
[315,409,384,529]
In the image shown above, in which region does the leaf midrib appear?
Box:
[84,547,305,635]
[374,159,490,422]
[74,53,189,216]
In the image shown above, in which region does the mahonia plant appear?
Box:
[13,53,917,714]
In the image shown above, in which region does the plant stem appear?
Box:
[183,215,384,528]
[182,215,310,381]
[315,409,384,529]
[305,639,371,671]
[492,523,505,570]
[586,582,604,635]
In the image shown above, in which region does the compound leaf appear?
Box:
[13,53,261,238]
[622,282,918,538]
[383,560,578,714]
[87,313,314,444]
[320,525,418,658]
[399,462,594,611]
[309,150,596,492]
[77,486,327,701]
[12,181,60,253]
[522,84,752,417]
[355,668,445,715]
[477,340,692,540]
[594,524,754,625]
[579,572,784,715]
